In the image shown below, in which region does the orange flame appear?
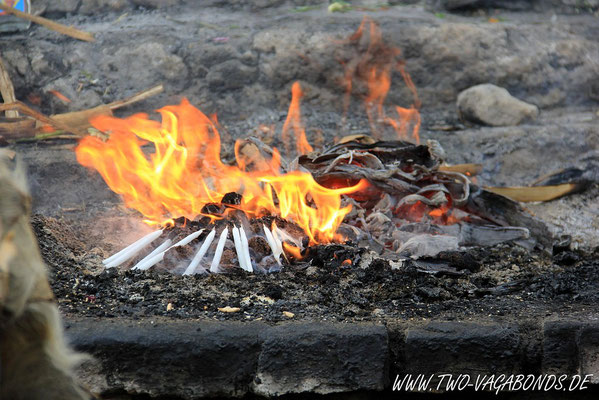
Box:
[76,93,367,244]
[282,82,313,156]
[341,17,421,143]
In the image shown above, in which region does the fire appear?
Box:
[341,17,421,143]
[75,18,426,245]
[282,82,313,156]
[76,92,367,244]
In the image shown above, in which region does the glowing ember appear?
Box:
[75,92,367,244]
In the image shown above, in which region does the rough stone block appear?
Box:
[405,322,521,379]
[253,323,388,396]
[68,319,265,398]
[542,320,581,376]
[579,323,599,384]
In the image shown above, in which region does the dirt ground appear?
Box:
[32,214,599,324]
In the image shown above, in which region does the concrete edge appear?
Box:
[65,316,599,398]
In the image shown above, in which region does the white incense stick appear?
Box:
[273,223,302,248]
[239,226,253,272]
[183,229,216,275]
[134,251,166,271]
[171,229,204,248]
[232,226,247,271]
[210,227,229,273]
[263,224,282,265]
[103,228,163,265]
[263,224,276,251]
[103,229,164,268]
[132,239,172,270]
[271,224,284,255]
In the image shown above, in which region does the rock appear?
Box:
[68,318,387,398]
[404,322,522,385]
[131,0,180,8]
[579,324,599,384]
[206,59,257,91]
[253,323,387,396]
[457,84,539,126]
[79,0,129,14]
[428,0,535,11]
[101,42,188,89]
[433,0,479,9]
[42,0,81,14]
[542,320,581,375]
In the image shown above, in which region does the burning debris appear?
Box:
[77,18,553,276]
[97,132,550,275]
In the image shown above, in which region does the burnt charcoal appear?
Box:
[416,286,449,300]
[318,140,438,170]
[553,235,572,254]
[248,236,270,260]
[169,216,203,232]
[219,249,239,271]
[201,203,224,216]
[536,167,586,186]
[221,192,242,206]
[553,251,580,266]
[171,216,190,229]
[262,284,284,300]
[306,243,362,269]
[465,185,552,252]
[412,261,467,277]
[359,258,391,284]
[434,251,480,272]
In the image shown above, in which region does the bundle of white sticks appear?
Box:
[102,223,292,274]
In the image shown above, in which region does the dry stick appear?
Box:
[0,56,18,118]
[15,132,76,142]
[0,2,95,42]
[0,118,36,138]
[106,84,164,110]
[0,101,87,136]
[37,84,164,133]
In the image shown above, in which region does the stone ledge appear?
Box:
[66,317,599,398]
[66,318,388,398]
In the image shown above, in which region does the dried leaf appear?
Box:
[485,183,581,203]
[439,163,483,176]
[338,134,376,145]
